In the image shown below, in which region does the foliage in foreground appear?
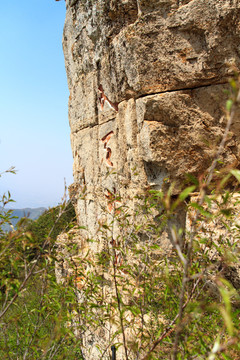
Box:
[0,198,79,359]
[1,176,240,359]
[0,76,240,359]
[57,176,240,360]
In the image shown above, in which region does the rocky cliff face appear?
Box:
[61,0,240,357]
[63,0,240,239]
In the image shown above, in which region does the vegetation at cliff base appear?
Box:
[1,169,240,359]
[0,77,240,359]
[0,196,80,359]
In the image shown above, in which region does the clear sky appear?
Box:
[0,0,73,209]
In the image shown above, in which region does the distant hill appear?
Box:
[0,207,46,231]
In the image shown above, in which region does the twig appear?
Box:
[170,227,187,266]
[0,200,69,320]
[112,245,129,360]
[2,324,13,360]
[172,88,240,359]
[47,335,67,360]
[22,271,49,360]
[110,194,129,360]
[140,276,202,360]
[208,337,237,359]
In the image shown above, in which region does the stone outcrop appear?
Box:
[63,0,240,238]
[61,0,240,358]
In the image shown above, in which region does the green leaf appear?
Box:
[179,186,196,201]
[220,306,234,336]
[171,185,196,211]
[150,244,161,250]
[222,353,233,360]
[220,208,233,217]
[230,169,240,182]
[189,202,213,218]
[185,173,199,186]
[129,306,141,316]
[229,78,237,91]
[226,99,233,112]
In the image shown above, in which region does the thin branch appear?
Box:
[110,194,129,360]
[0,200,69,320]
[170,227,187,266]
[112,254,129,360]
[140,276,202,360]
[172,88,240,359]
[2,324,13,360]
[22,272,49,360]
[208,337,238,359]
[47,335,67,360]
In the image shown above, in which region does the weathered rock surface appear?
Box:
[64,0,240,237]
[61,0,240,357]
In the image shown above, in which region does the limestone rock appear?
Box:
[64,0,240,130]
[62,0,240,357]
[63,0,240,237]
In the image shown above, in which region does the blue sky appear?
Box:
[0,0,73,209]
